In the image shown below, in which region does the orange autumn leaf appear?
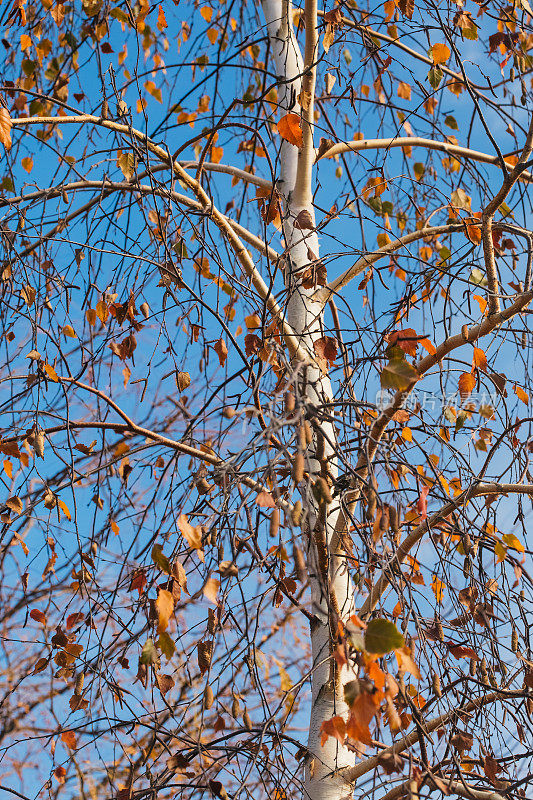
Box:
[0,107,12,151]
[157,3,167,30]
[346,691,381,744]
[514,384,529,405]
[458,372,475,398]
[277,113,303,149]
[472,347,487,371]
[395,646,421,679]
[431,42,451,64]
[61,730,76,749]
[464,214,482,244]
[320,715,346,746]
[21,156,33,173]
[30,608,46,624]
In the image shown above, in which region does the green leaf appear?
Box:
[140,638,159,665]
[462,25,478,41]
[365,619,405,655]
[455,409,468,431]
[469,267,488,287]
[413,162,425,181]
[158,631,176,660]
[498,202,512,218]
[152,543,171,574]
[381,347,419,391]
[428,66,443,89]
[445,115,458,130]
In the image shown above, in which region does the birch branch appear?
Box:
[341,690,527,784]
[316,136,533,184]
[358,482,533,619]
[9,115,309,362]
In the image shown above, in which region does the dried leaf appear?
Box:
[0,108,12,150]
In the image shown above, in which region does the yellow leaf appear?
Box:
[21,156,33,173]
[397,81,411,100]
[6,496,23,515]
[43,363,59,382]
[431,574,445,603]
[377,232,392,248]
[58,500,71,521]
[20,34,32,50]
[144,80,162,103]
[502,533,525,553]
[203,578,220,604]
[200,6,213,22]
[156,588,174,633]
[494,540,507,563]
[62,325,76,338]
[178,514,203,551]
[401,427,412,441]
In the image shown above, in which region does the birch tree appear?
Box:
[0,1,532,800]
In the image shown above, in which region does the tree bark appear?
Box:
[261,3,357,799]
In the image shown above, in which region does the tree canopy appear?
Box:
[0,1,532,800]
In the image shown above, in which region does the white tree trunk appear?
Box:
[261,3,357,799]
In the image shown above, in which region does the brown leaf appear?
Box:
[156,673,175,696]
[483,753,501,785]
[198,640,213,674]
[317,137,335,158]
[398,0,414,19]
[214,338,228,366]
[377,751,404,775]
[294,210,314,230]
[6,496,23,515]
[450,730,473,752]
[256,490,276,508]
[313,336,338,369]
[176,371,191,392]
[166,753,189,771]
